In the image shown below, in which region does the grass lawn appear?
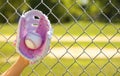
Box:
[0,21,120,76]
[0,57,120,76]
[51,41,120,49]
[0,21,120,49]
[0,41,120,76]
[53,21,120,36]
[22,57,120,76]
[0,21,120,36]
[0,23,17,35]
[0,40,119,54]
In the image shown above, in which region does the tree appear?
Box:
[87,0,120,22]
[0,0,29,23]
[0,0,119,23]
[29,0,83,23]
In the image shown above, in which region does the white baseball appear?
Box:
[25,32,42,49]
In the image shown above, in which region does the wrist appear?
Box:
[18,56,29,66]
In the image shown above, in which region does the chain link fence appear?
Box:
[0,0,120,76]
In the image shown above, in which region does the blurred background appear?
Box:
[0,0,120,76]
[0,0,120,23]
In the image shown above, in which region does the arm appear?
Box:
[1,56,29,76]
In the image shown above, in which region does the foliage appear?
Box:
[0,0,29,23]
[89,0,120,22]
[0,0,120,23]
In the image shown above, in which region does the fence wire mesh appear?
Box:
[0,0,120,76]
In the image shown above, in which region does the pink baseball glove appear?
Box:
[16,10,53,63]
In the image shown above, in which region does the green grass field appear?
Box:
[0,21,120,36]
[51,41,120,49]
[0,57,120,76]
[22,58,120,76]
[0,21,120,76]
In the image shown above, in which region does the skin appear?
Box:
[1,56,29,76]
